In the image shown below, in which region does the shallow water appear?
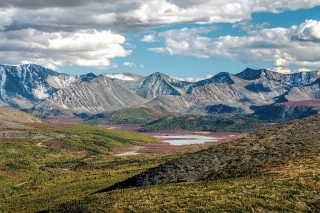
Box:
[155,135,217,146]
[115,151,141,156]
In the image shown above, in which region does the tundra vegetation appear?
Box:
[84,105,169,125]
[139,114,264,132]
[0,108,320,212]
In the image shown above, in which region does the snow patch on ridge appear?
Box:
[32,84,49,99]
[0,67,8,101]
[47,75,79,88]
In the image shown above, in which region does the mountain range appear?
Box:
[1,64,320,119]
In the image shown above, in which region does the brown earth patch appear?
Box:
[0,129,23,132]
[43,117,84,124]
[99,124,141,132]
[38,140,63,149]
[281,99,320,106]
[6,171,18,177]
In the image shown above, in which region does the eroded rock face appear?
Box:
[0,64,96,109]
[2,64,320,117]
[31,75,147,116]
[149,69,320,114]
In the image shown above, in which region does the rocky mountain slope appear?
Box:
[106,72,191,100]
[2,63,320,118]
[31,75,147,116]
[99,113,320,192]
[0,64,96,109]
[135,72,191,99]
[149,69,320,114]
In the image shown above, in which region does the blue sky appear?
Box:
[0,1,320,81]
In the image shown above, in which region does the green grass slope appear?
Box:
[0,107,43,129]
[0,118,162,212]
[45,114,320,213]
[139,114,264,132]
[84,105,169,125]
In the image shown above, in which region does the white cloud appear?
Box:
[288,19,320,42]
[141,34,157,42]
[148,26,217,58]
[0,8,14,30]
[46,63,60,72]
[0,29,130,69]
[171,76,185,81]
[297,68,312,72]
[233,21,269,32]
[148,20,320,67]
[0,1,320,69]
[187,74,213,82]
[123,62,137,67]
[1,0,319,33]
[273,67,291,74]
[125,42,136,49]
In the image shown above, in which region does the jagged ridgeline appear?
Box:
[2,64,320,119]
[0,64,96,109]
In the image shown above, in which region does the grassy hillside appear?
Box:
[45,114,320,212]
[0,113,163,213]
[3,108,320,212]
[0,107,43,129]
[46,156,320,212]
[84,105,169,125]
[140,114,264,132]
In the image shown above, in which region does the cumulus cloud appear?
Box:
[46,63,61,72]
[0,8,14,30]
[273,67,291,74]
[123,62,137,67]
[187,74,213,82]
[0,29,130,69]
[141,34,157,42]
[0,1,320,69]
[148,19,320,67]
[170,76,185,81]
[289,19,320,42]
[297,68,312,72]
[1,0,319,33]
[233,21,269,32]
[171,74,213,82]
[148,26,217,58]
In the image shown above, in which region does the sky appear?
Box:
[0,1,320,81]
